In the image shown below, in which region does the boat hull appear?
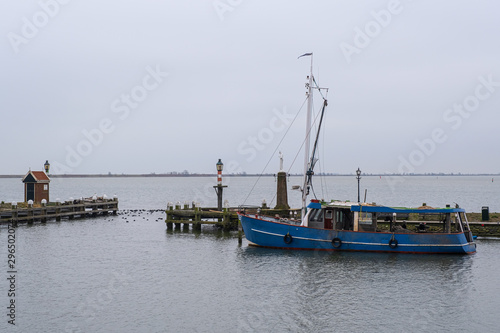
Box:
[239,214,476,254]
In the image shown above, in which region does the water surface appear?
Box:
[0,176,499,332]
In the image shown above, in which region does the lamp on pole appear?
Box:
[214,159,227,211]
[356,168,361,203]
[44,160,50,175]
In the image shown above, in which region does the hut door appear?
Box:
[26,183,35,201]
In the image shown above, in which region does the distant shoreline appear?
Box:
[0,173,498,179]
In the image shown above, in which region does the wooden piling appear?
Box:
[55,202,61,221]
[11,204,18,227]
[27,204,34,224]
[41,204,47,223]
[275,171,290,210]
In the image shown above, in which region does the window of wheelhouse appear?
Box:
[334,208,353,230]
[308,208,324,229]
[310,209,323,222]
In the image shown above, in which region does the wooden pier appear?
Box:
[165,202,500,238]
[0,198,118,225]
[165,202,239,231]
[165,202,300,231]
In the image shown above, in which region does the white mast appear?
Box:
[300,53,313,225]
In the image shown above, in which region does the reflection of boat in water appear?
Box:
[238,54,476,254]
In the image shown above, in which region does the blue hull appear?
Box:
[239,214,476,254]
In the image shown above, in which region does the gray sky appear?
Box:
[1,0,499,175]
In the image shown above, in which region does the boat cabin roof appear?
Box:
[312,200,466,213]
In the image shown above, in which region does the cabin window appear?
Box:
[310,209,323,222]
[358,212,377,232]
[359,212,372,224]
[335,209,353,230]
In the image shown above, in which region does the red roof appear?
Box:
[32,171,50,181]
[22,170,50,183]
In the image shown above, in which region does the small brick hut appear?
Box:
[22,170,50,203]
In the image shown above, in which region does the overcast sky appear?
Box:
[1,0,499,175]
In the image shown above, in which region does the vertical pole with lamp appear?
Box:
[356,168,361,203]
[214,159,227,211]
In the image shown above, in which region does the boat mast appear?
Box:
[301,53,314,221]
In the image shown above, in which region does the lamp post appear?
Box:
[213,159,227,211]
[356,168,361,203]
[44,160,50,175]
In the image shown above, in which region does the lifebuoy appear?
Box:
[284,233,293,244]
[389,239,398,249]
[332,237,342,248]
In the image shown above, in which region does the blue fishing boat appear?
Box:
[239,201,476,254]
[238,54,476,254]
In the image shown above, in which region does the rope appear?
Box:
[241,96,308,206]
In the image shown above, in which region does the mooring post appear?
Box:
[55,199,61,221]
[174,202,181,229]
[11,202,18,226]
[193,202,201,231]
[79,198,85,218]
[41,199,47,223]
[68,197,74,220]
[222,206,230,231]
[166,202,173,229]
[112,195,118,215]
[275,153,290,213]
[27,200,34,224]
[92,195,98,217]
[183,201,190,229]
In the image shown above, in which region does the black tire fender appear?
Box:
[284,233,293,244]
[389,238,398,249]
[332,237,342,248]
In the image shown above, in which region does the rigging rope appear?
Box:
[241,96,309,206]
[242,75,330,207]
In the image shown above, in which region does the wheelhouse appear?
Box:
[303,200,474,239]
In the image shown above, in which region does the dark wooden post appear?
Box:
[11,202,18,227]
[41,200,47,223]
[27,200,34,224]
[166,202,173,229]
[55,201,61,221]
[193,203,201,231]
[174,202,181,229]
[275,171,290,211]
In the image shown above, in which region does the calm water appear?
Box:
[1,176,499,332]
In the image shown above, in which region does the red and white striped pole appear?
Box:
[216,159,223,185]
[215,159,224,210]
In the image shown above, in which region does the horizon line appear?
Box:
[1,172,499,179]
